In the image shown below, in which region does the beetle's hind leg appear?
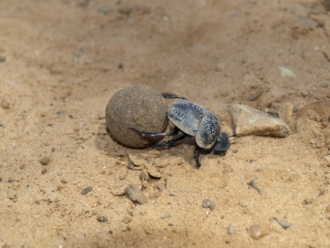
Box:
[130,127,179,138]
[152,134,187,149]
[161,93,187,100]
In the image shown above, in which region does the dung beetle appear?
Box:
[131,93,230,168]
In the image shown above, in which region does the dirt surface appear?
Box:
[1,0,330,247]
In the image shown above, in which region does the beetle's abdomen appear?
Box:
[167,100,208,136]
[196,113,221,149]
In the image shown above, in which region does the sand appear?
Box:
[1,0,330,247]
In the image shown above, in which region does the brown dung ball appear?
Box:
[105,85,168,148]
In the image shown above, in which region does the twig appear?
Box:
[308,91,322,100]
[323,52,330,63]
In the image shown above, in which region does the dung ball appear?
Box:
[105,85,168,148]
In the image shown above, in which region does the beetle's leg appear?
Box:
[161,93,187,100]
[194,146,202,169]
[152,134,186,148]
[130,127,178,138]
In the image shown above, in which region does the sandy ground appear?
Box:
[1,0,330,247]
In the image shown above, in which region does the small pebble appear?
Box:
[0,56,6,62]
[249,224,267,240]
[156,184,163,192]
[248,178,262,195]
[81,186,93,195]
[202,199,216,210]
[118,5,133,15]
[97,216,108,222]
[125,184,148,204]
[39,156,51,165]
[79,0,89,7]
[278,66,295,77]
[97,7,110,15]
[1,100,10,109]
[161,214,171,219]
[326,205,330,212]
[216,62,225,71]
[0,177,2,182]
[301,91,308,97]
[60,179,67,184]
[320,83,329,88]
[227,225,237,235]
[274,218,291,230]
[8,178,15,183]
[140,170,149,182]
[303,197,314,205]
[247,88,263,101]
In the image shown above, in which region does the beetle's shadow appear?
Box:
[94,123,181,159]
[95,123,227,168]
[151,134,228,166]
[94,122,132,159]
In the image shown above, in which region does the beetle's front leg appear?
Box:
[194,146,202,169]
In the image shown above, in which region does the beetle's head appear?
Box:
[214,133,230,153]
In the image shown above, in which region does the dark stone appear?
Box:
[81,186,93,195]
[97,216,108,222]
